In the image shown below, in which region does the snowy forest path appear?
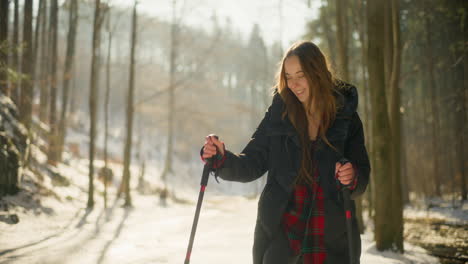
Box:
[0,206,83,259]
[0,190,444,264]
[0,194,256,264]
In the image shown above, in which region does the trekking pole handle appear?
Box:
[206,135,219,165]
[337,158,353,188]
[200,135,219,186]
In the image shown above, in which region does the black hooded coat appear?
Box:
[217,84,370,264]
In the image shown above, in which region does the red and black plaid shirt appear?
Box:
[282,167,326,264]
[281,141,358,264]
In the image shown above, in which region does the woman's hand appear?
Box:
[202,134,225,160]
[335,162,355,186]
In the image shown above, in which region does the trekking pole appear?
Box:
[184,137,217,264]
[338,159,354,264]
[342,184,355,264]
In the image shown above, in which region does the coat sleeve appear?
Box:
[344,112,370,199]
[216,106,271,183]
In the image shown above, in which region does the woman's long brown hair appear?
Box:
[276,41,339,186]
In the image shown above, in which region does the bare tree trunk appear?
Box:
[388,0,404,252]
[460,30,467,201]
[419,73,432,198]
[103,8,112,209]
[367,0,395,251]
[400,38,410,205]
[425,12,441,197]
[137,160,146,192]
[335,0,349,81]
[32,0,43,90]
[383,0,393,91]
[121,0,138,208]
[38,0,48,123]
[11,0,20,105]
[160,0,178,202]
[0,0,8,95]
[88,0,104,209]
[401,115,410,203]
[58,0,79,163]
[47,0,59,166]
[20,0,34,129]
[69,60,77,115]
[319,1,336,64]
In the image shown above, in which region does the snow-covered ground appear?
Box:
[0,155,445,264]
[0,193,440,264]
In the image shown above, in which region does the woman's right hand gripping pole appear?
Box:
[201,134,226,169]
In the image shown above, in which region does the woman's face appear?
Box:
[284,55,310,104]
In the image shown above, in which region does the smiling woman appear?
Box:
[200,41,370,264]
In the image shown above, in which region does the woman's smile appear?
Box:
[284,55,310,103]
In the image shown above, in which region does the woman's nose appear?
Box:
[289,79,298,89]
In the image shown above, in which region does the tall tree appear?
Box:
[38,0,48,123]
[47,0,59,166]
[424,7,442,197]
[121,0,138,207]
[88,0,104,209]
[0,0,8,95]
[103,6,123,207]
[58,0,79,163]
[160,0,178,202]
[335,0,349,81]
[445,0,467,202]
[367,0,399,251]
[462,44,467,200]
[11,0,19,105]
[383,0,393,95]
[388,0,404,252]
[32,0,44,89]
[103,6,112,209]
[20,0,33,129]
